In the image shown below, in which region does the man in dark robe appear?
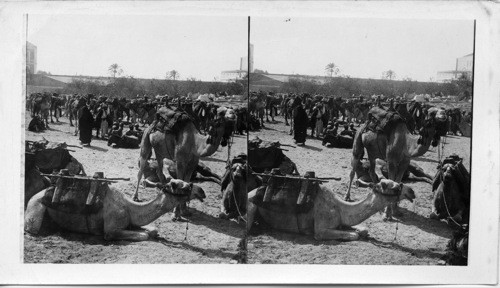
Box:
[293,101,308,145]
[78,102,94,146]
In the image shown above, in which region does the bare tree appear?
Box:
[382,70,396,80]
[108,63,123,78]
[167,70,180,81]
[325,62,340,77]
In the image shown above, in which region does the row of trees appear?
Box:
[61,76,246,99]
[279,74,472,99]
[108,64,180,81]
[324,62,396,80]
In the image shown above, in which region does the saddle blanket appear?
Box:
[152,107,192,134]
[364,107,404,136]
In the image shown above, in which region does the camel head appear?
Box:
[207,113,234,147]
[418,107,448,147]
[441,163,455,183]
[230,162,246,181]
[370,179,403,202]
[161,179,206,202]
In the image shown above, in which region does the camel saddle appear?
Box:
[252,172,319,214]
[364,107,404,136]
[152,107,192,134]
[41,176,106,215]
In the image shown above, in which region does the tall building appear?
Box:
[436,53,473,82]
[26,41,37,74]
[221,43,254,82]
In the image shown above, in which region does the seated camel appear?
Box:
[429,154,470,224]
[141,158,221,187]
[354,158,433,187]
[26,139,86,176]
[219,154,262,220]
[247,179,415,241]
[25,178,205,241]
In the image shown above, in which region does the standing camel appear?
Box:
[32,93,51,128]
[346,107,411,219]
[135,107,232,220]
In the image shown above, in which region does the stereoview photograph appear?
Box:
[23,14,248,264]
[246,17,473,265]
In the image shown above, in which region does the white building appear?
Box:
[436,53,473,82]
[26,41,37,74]
[220,44,254,82]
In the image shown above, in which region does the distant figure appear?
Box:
[78,101,94,146]
[107,122,123,147]
[98,104,110,139]
[293,102,308,145]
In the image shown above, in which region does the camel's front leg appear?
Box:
[104,229,151,242]
[385,156,410,220]
[374,158,387,181]
[134,156,148,202]
[314,228,361,241]
[172,155,198,221]
[407,161,433,183]
[345,167,356,202]
[24,190,48,235]
[246,189,259,232]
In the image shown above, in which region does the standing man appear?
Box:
[78,100,94,147]
[293,97,308,146]
[99,104,110,139]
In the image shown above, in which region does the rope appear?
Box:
[232,188,247,223]
[439,172,462,228]
[227,131,234,166]
[184,201,190,241]
[392,221,399,242]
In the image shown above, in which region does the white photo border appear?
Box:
[0,1,498,285]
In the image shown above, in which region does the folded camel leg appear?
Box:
[246,191,259,232]
[314,228,362,241]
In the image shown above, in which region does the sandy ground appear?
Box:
[247,114,471,265]
[24,110,246,264]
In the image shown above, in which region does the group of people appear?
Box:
[291,95,358,146]
[77,99,143,148]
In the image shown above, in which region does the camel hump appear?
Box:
[41,177,107,215]
[153,107,192,134]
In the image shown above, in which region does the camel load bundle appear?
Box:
[363,107,405,136]
[41,171,113,218]
[248,137,298,175]
[26,139,86,175]
[152,107,193,134]
[251,171,329,214]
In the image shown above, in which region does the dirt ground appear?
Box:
[23,105,247,264]
[247,114,471,265]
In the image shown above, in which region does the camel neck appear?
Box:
[407,132,433,157]
[128,192,181,227]
[197,132,223,157]
[333,192,393,227]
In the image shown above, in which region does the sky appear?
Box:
[251,17,474,82]
[28,15,474,83]
[28,15,247,81]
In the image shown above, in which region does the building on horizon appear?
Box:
[436,53,473,82]
[26,41,37,74]
[220,44,254,82]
